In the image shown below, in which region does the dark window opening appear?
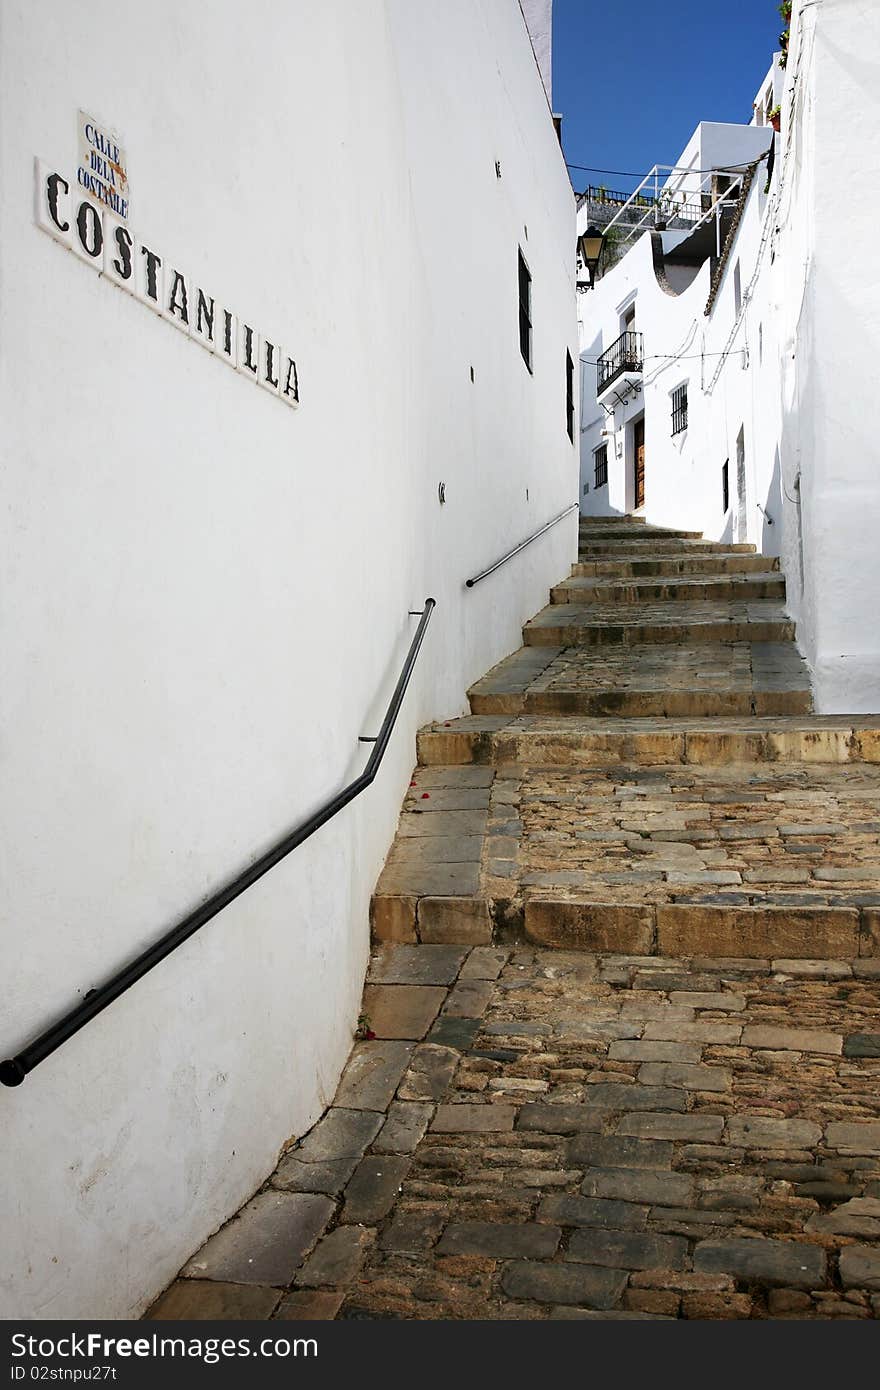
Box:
[518,249,532,371]
[565,350,574,441]
[594,443,608,489]
[722,458,730,513]
[671,383,688,435]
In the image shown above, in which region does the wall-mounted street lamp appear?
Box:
[577,225,605,289]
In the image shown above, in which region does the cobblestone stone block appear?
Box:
[368,944,467,985]
[437,1221,561,1259]
[379,1209,447,1252]
[617,1113,725,1143]
[397,1044,459,1102]
[296,1226,375,1287]
[582,1083,688,1112]
[182,1192,335,1287]
[642,1020,742,1044]
[273,1290,345,1320]
[843,1034,880,1057]
[805,1198,880,1236]
[566,1228,688,1270]
[608,1040,703,1063]
[373,1102,434,1154]
[431,1104,516,1133]
[333,1042,415,1111]
[292,1108,383,1163]
[516,1103,607,1134]
[443,980,493,1018]
[726,1116,822,1149]
[581,1167,696,1207]
[741,1025,843,1055]
[668,991,745,1011]
[501,1261,627,1309]
[825,1122,880,1155]
[148,1280,282,1320]
[637,1062,732,1092]
[428,1016,481,1050]
[361,985,446,1039]
[272,1156,358,1197]
[459,947,510,980]
[838,1246,880,1290]
[567,1134,673,1169]
[693,1237,826,1288]
[538,1195,649,1229]
[341,1157,411,1224]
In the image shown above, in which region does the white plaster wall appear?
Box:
[520,0,553,103]
[0,0,577,1318]
[778,0,880,711]
[578,0,880,713]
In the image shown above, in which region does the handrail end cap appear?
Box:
[0,1058,27,1087]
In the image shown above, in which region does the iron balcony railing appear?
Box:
[596,330,644,396]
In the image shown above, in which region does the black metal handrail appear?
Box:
[596,330,644,395]
[0,601,436,1088]
[465,503,579,588]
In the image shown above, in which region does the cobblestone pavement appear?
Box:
[150,945,880,1321]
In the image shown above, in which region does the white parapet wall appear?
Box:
[0,0,577,1318]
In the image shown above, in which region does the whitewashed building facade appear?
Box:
[577,0,880,713]
[0,0,577,1319]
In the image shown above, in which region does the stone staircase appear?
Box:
[154,515,880,1323]
[372,516,880,961]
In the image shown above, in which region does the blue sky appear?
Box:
[552,0,782,193]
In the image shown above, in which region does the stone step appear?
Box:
[416,714,880,768]
[579,540,758,557]
[467,643,811,718]
[524,601,794,647]
[572,553,779,578]
[372,761,880,960]
[551,574,786,606]
[579,524,704,541]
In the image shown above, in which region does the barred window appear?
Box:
[518,249,532,371]
[565,350,574,441]
[594,443,608,488]
[671,383,688,435]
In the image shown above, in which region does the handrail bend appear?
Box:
[465,503,578,587]
[0,600,436,1087]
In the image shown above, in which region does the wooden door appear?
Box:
[634,417,645,510]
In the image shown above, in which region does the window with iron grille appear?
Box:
[565,350,574,441]
[671,383,688,435]
[722,458,730,513]
[518,249,532,371]
[594,443,608,488]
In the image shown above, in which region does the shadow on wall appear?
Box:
[760,447,784,557]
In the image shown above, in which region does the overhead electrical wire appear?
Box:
[566,157,769,180]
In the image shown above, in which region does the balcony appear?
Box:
[597,330,644,401]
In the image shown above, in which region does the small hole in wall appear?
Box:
[495,160,502,179]
[525,488,529,501]
[470,365,475,383]
[438,482,446,505]
[524,224,528,240]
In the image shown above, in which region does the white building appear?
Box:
[0,0,577,1319]
[577,0,880,713]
